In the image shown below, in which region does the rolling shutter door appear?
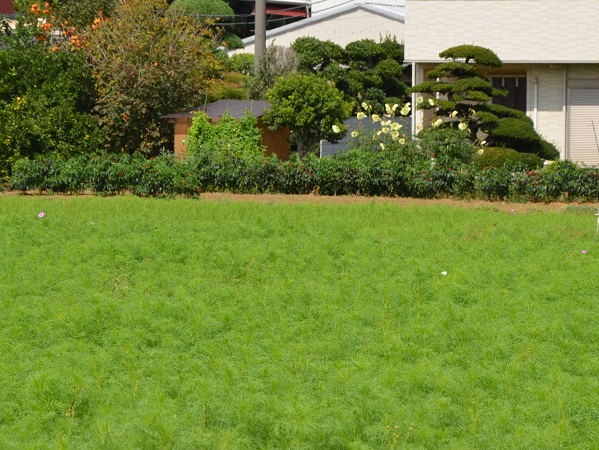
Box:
[568,89,599,166]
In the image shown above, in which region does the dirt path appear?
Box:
[4,189,594,213]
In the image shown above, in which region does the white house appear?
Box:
[228,1,405,56]
[406,0,599,166]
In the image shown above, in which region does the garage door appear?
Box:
[568,88,599,166]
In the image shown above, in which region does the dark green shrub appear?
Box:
[541,160,599,201]
[9,148,599,203]
[345,39,383,64]
[414,127,475,167]
[539,139,560,160]
[373,59,403,79]
[471,147,543,170]
[474,167,513,200]
[291,37,344,72]
[134,154,200,197]
[87,153,144,195]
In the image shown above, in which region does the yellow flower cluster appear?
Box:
[351,102,410,145]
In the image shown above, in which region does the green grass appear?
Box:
[0,196,598,449]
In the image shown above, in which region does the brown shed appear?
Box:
[163,100,290,161]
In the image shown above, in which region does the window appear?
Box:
[492,77,527,112]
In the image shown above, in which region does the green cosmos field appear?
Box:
[0,196,597,449]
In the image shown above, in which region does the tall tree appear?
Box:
[84,0,223,154]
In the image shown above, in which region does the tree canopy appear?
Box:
[84,0,223,154]
[290,35,408,114]
[263,73,352,157]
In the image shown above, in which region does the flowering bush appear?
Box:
[349,101,411,152]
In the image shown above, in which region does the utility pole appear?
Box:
[254,0,266,74]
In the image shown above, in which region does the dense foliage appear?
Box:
[83,0,223,155]
[263,73,352,156]
[0,5,103,181]
[289,35,408,113]
[410,45,559,160]
[10,148,599,202]
[185,110,265,160]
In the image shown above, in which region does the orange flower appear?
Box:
[30,4,41,14]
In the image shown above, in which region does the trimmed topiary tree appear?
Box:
[410,45,559,160]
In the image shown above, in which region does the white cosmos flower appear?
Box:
[382,127,390,134]
[372,114,380,122]
[351,130,359,138]
[458,122,468,131]
[391,131,400,139]
[380,143,385,150]
[477,149,484,155]
[399,138,406,145]
[390,122,402,131]
[332,124,341,133]
[432,118,443,128]
[385,104,393,115]
[428,98,436,106]
[361,102,371,110]
[400,106,411,116]
[441,271,447,276]
[356,112,366,120]
[450,110,458,118]
[417,96,424,104]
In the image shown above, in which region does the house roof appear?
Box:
[233,2,404,50]
[163,100,271,120]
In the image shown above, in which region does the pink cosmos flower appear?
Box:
[581,250,587,254]
[37,212,45,218]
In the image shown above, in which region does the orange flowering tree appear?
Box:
[0,3,103,180]
[84,0,224,154]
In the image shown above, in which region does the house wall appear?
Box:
[230,8,405,55]
[406,0,599,64]
[528,66,567,157]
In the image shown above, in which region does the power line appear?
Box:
[215,0,360,26]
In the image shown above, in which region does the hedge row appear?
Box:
[9,151,599,202]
